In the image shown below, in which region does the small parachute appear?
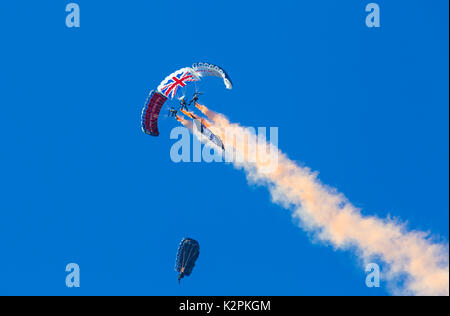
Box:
[192,62,233,89]
[175,238,200,283]
[141,90,168,136]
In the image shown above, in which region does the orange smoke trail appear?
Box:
[175,114,192,131]
[180,108,212,128]
[180,108,197,120]
[195,103,216,119]
[198,104,449,296]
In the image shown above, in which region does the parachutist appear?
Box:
[179,96,189,111]
[189,92,203,106]
[168,107,178,117]
[178,270,185,284]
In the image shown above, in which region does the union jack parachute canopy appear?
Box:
[141,64,233,138]
[192,62,233,89]
[157,67,200,99]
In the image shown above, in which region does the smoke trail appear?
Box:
[175,114,192,130]
[180,108,213,127]
[189,104,450,296]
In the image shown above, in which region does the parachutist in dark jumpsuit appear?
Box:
[168,108,177,117]
[178,267,185,284]
[178,272,184,284]
[189,92,202,106]
[179,97,188,111]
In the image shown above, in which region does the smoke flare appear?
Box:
[181,104,449,296]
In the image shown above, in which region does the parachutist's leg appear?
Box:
[178,272,184,284]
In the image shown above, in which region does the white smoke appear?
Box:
[195,105,449,296]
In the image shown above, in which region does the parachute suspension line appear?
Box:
[182,245,196,270]
[194,81,199,94]
[181,84,187,99]
[184,246,194,268]
[176,86,183,101]
[181,245,187,268]
[181,244,194,269]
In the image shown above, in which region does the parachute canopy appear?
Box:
[141,64,232,138]
[141,91,168,136]
[157,67,200,99]
[175,238,200,283]
[192,62,233,89]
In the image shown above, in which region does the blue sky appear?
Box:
[0,1,448,295]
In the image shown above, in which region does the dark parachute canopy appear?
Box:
[175,238,200,283]
[141,90,168,136]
